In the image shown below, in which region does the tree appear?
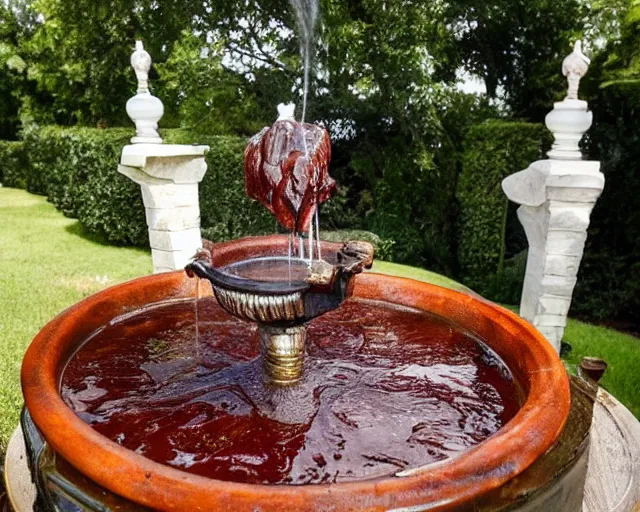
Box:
[175,0,483,270]
[17,0,203,127]
[0,3,27,139]
[442,0,587,122]
[573,1,640,326]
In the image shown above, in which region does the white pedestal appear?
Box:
[118,144,209,273]
[502,158,604,352]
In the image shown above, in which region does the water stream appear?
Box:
[289,0,322,263]
[288,0,319,124]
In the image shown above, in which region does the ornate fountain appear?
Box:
[6,30,613,512]
[185,103,373,385]
[14,95,590,512]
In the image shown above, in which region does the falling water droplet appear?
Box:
[194,276,200,359]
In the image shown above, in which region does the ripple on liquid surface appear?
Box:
[61,298,522,485]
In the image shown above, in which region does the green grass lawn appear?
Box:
[0,188,152,452]
[0,186,638,457]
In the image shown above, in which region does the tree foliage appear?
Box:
[15,0,202,127]
[0,3,26,139]
[442,0,587,121]
[575,1,640,326]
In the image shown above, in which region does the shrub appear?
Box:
[456,120,550,294]
[346,143,459,273]
[11,126,381,247]
[9,127,277,245]
[0,140,27,189]
[164,130,274,242]
[22,127,147,245]
[319,230,396,261]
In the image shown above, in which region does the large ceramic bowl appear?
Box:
[21,235,570,511]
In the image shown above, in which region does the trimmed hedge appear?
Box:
[164,130,273,243]
[456,120,550,294]
[2,127,285,245]
[0,140,28,189]
[20,127,147,244]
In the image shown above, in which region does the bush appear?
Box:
[456,120,550,294]
[339,141,460,273]
[22,127,147,245]
[6,127,278,245]
[481,249,528,305]
[0,140,27,189]
[319,230,396,261]
[164,130,274,242]
[9,126,389,248]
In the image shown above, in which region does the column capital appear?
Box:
[503,159,603,208]
[119,144,209,184]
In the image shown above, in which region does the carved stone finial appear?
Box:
[126,40,164,144]
[544,41,593,160]
[562,40,590,100]
[131,40,152,94]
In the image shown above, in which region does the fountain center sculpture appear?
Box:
[186,105,374,385]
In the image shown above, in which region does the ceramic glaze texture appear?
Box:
[244,107,334,233]
[22,236,570,512]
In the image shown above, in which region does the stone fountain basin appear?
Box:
[21,235,570,511]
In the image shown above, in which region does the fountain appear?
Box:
[7,9,612,512]
[185,102,373,386]
[15,106,585,508]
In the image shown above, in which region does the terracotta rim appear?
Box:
[22,235,570,511]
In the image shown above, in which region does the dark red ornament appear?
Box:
[244,110,335,233]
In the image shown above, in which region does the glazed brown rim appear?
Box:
[22,235,570,511]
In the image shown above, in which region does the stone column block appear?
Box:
[152,248,197,271]
[145,206,201,232]
[118,144,209,274]
[548,206,592,232]
[546,231,587,257]
[141,183,199,209]
[148,228,202,252]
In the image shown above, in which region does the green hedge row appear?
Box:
[0,127,274,246]
[164,130,273,243]
[22,127,146,244]
[0,140,28,189]
[0,127,385,252]
[455,120,550,295]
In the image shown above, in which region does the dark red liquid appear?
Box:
[61,298,522,485]
[222,256,309,282]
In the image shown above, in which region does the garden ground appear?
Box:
[1,186,639,458]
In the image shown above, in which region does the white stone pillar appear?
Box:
[119,41,209,273]
[502,41,605,353]
[119,144,208,273]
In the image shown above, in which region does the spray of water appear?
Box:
[288,0,319,124]
[288,0,322,263]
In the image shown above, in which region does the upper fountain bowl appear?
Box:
[185,239,374,326]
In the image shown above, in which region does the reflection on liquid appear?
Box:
[62,299,521,485]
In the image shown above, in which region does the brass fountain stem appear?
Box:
[259,325,307,386]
